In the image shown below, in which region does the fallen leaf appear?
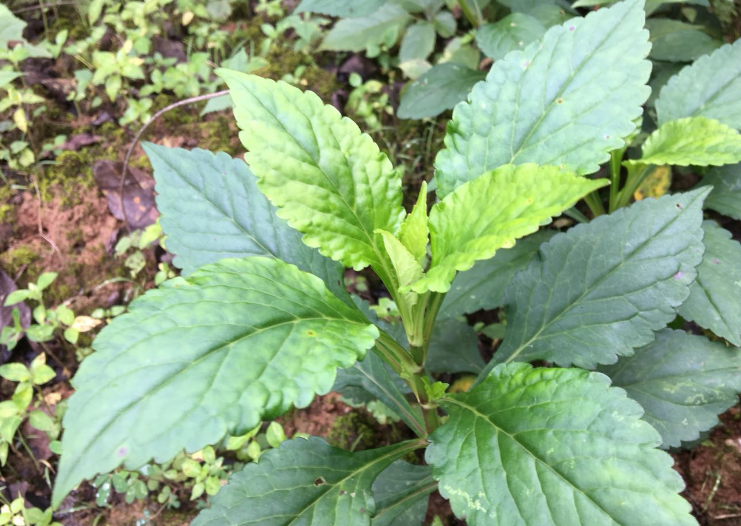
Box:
[94,160,159,230]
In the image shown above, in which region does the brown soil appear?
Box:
[675,405,741,525]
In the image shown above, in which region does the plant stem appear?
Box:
[458,0,481,27]
[609,148,625,212]
[583,190,606,217]
[615,164,654,210]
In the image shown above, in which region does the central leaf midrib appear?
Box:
[444,397,627,526]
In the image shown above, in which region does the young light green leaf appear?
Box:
[191,437,424,526]
[426,362,695,526]
[52,257,378,507]
[678,221,741,346]
[143,144,348,301]
[698,162,741,220]
[320,3,411,52]
[371,460,435,526]
[626,117,741,168]
[646,19,722,63]
[398,181,428,265]
[219,71,404,276]
[399,21,436,63]
[296,0,388,17]
[397,63,486,120]
[488,188,709,370]
[410,164,606,294]
[435,0,651,197]
[656,39,741,129]
[600,329,741,448]
[476,13,545,61]
[439,229,556,318]
[377,231,424,290]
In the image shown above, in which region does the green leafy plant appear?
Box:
[0,353,59,467]
[50,1,741,524]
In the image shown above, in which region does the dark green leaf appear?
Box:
[678,221,741,346]
[426,318,484,374]
[488,188,708,370]
[698,162,741,220]
[296,0,388,17]
[427,362,695,525]
[397,63,486,120]
[192,437,424,526]
[476,13,545,61]
[372,460,435,526]
[601,329,741,448]
[439,230,555,318]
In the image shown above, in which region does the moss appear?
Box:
[197,115,240,155]
[39,150,97,206]
[0,246,40,276]
[325,412,377,451]
[0,185,16,223]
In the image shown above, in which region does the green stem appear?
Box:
[608,148,625,213]
[459,0,481,27]
[376,330,420,377]
[616,164,654,210]
[583,191,606,217]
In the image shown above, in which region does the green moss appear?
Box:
[197,115,240,155]
[39,150,97,206]
[325,412,377,451]
[0,185,16,223]
[0,246,40,276]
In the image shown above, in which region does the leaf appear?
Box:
[377,231,424,290]
[93,161,159,230]
[626,117,741,168]
[698,162,741,220]
[296,0,388,17]
[646,19,722,63]
[599,329,741,449]
[427,362,695,526]
[371,460,435,526]
[439,229,555,318]
[143,144,348,301]
[634,164,672,200]
[52,257,378,506]
[434,0,651,197]
[399,21,436,63]
[488,188,709,370]
[426,318,484,374]
[410,164,607,294]
[656,39,741,129]
[476,13,546,61]
[334,348,426,438]
[398,181,429,265]
[321,4,411,52]
[397,63,486,120]
[191,437,424,526]
[219,71,404,278]
[678,221,741,346]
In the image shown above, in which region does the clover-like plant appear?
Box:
[52,1,741,524]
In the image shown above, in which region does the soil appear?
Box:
[675,407,741,525]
